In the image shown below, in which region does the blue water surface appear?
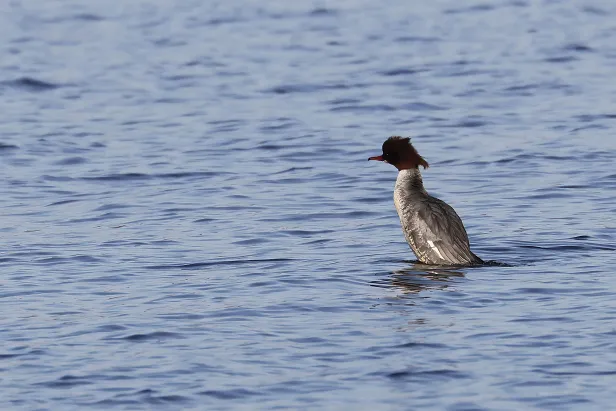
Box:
[1,0,616,410]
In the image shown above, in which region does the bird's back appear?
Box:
[394,170,482,266]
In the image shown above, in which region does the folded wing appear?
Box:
[412,197,482,265]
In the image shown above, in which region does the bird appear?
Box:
[369,136,483,266]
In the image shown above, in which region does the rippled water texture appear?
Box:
[2,0,616,409]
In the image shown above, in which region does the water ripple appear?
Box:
[2,1,616,410]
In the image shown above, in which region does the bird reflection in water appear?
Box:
[371,261,466,294]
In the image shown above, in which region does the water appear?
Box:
[1,0,616,409]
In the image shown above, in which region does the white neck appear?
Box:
[395,168,426,194]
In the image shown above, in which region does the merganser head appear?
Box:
[368,136,429,170]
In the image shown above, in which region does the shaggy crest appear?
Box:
[378,136,429,170]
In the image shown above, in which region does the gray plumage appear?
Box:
[394,169,482,266]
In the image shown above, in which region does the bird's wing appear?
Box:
[412,197,478,264]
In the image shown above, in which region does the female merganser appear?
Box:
[369,136,483,266]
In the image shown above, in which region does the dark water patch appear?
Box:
[203,16,244,26]
[509,317,574,323]
[525,191,571,200]
[1,77,60,91]
[445,4,495,14]
[465,331,524,340]
[0,143,19,150]
[503,81,575,95]
[441,119,489,128]
[260,177,307,184]
[369,270,461,291]
[83,173,149,181]
[94,390,191,407]
[101,240,148,247]
[401,102,447,111]
[544,56,578,63]
[249,280,276,287]
[519,242,615,252]
[233,238,271,245]
[199,388,261,399]
[206,205,266,211]
[266,82,365,94]
[259,120,298,132]
[380,67,425,76]
[89,397,140,407]
[309,7,338,16]
[271,166,314,174]
[535,397,593,408]
[39,375,93,388]
[447,401,489,411]
[556,184,588,189]
[157,313,206,320]
[575,113,616,122]
[161,207,199,213]
[38,13,105,24]
[289,337,329,344]
[34,255,103,264]
[384,276,455,293]
[329,104,395,113]
[5,250,57,258]
[356,196,388,204]
[582,6,607,14]
[149,293,203,303]
[120,119,156,127]
[79,275,126,284]
[394,36,439,43]
[571,124,609,132]
[514,287,587,295]
[504,83,539,93]
[0,353,23,359]
[118,332,184,342]
[303,238,333,245]
[184,57,225,68]
[152,37,188,48]
[65,212,126,224]
[194,217,216,223]
[146,258,294,270]
[208,307,264,318]
[327,97,361,105]
[494,152,579,164]
[94,203,136,212]
[49,310,83,316]
[280,229,335,237]
[508,379,562,388]
[256,143,289,150]
[383,368,470,381]
[563,43,593,52]
[143,394,192,405]
[261,210,376,222]
[82,171,223,181]
[71,255,103,263]
[480,260,513,267]
[536,368,616,377]
[393,342,448,349]
[53,156,88,165]
[72,13,105,21]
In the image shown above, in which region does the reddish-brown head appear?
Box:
[368,136,429,170]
